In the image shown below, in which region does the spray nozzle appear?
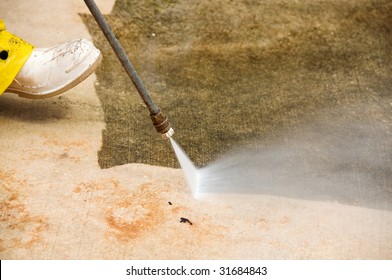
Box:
[151,110,174,139]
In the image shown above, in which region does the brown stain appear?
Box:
[0,171,49,252]
[106,208,158,241]
[213,224,230,239]
[59,152,80,162]
[279,216,291,225]
[73,179,163,242]
[74,177,120,192]
[22,151,49,161]
[9,215,49,250]
[115,200,133,208]
[170,205,188,214]
[269,239,285,250]
[42,134,90,150]
[73,177,122,204]
[23,134,91,162]
[256,218,271,231]
[21,134,91,162]
[73,177,233,251]
[105,183,165,242]
[8,193,18,201]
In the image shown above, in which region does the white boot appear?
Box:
[7,39,102,99]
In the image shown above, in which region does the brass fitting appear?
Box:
[150,110,174,139]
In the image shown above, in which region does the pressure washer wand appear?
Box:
[84,0,174,138]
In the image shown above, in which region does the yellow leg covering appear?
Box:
[0,19,34,95]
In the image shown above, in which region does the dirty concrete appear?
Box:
[82,0,392,168]
[0,0,392,259]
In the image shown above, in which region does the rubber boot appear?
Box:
[6,39,102,98]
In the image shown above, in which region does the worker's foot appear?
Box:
[6,39,101,99]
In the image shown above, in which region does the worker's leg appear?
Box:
[0,19,34,95]
[0,18,101,99]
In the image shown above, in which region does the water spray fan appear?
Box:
[84,0,174,139]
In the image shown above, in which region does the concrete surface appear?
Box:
[0,0,391,259]
[86,0,392,169]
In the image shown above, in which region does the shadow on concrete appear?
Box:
[0,94,70,122]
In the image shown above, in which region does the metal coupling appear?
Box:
[150,110,174,139]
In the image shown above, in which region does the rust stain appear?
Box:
[73,177,232,250]
[42,134,90,150]
[73,178,122,204]
[21,134,91,162]
[74,177,120,193]
[115,200,133,208]
[8,193,18,201]
[22,150,49,160]
[279,216,291,225]
[0,171,49,252]
[106,209,158,241]
[253,218,271,232]
[105,183,165,242]
[269,239,285,250]
[171,205,188,214]
[59,152,80,162]
[72,178,159,242]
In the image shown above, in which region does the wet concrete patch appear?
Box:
[82,0,392,168]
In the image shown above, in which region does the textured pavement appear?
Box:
[0,0,391,259]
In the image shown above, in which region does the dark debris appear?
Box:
[180,217,193,225]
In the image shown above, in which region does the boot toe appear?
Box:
[7,39,101,99]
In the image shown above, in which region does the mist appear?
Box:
[197,107,392,211]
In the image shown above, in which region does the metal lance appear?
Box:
[84,0,174,138]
